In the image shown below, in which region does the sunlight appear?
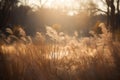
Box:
[22,0,105,11]
[28,0,40,6]
[67,11,78,16]
[27,0,79,10]
[22,0,106,16]
[1,0,120,79]
[49,48,69,59]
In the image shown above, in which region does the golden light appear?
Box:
[28,0,40,6]
[22,0,106,15]
[28,0,79,9]
[23,0,105,9]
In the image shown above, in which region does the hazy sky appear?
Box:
[21,0,105,9]
[20,0,106,15]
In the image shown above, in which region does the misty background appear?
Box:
[0,0,119,37]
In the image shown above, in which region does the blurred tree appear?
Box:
[39,0,48,8]
[0,0,19,29]
[11,5,31,25]
[10,5,35,35]
[87,1,99,16]
[105,0,120,33]
[98,0,120,40]
[116,0,120,29]
[93,0,120,34]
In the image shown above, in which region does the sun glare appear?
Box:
[28,0,40,6]
[27,0,79,9]
[22,0,105,15]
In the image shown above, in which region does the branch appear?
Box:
[96,8,107,14]
[40,0,48,8]
[100,0,106,5]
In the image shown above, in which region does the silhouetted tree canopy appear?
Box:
[0,0,119,37]
[103,0,120,32]
[0,0,19,28]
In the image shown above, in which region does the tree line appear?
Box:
[0,0,120,35]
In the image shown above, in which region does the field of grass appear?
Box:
[0,23,120,80]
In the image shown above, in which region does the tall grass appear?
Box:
[0,23,120,80]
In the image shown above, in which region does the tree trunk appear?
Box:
[116,0,120,29]
[107,6,110,26]
[117,0,120,14]
[106,0,110,26]
[110,0,115,27]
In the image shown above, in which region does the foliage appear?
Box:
[0,0,19,27]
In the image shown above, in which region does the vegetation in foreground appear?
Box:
[0,23,120,80]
